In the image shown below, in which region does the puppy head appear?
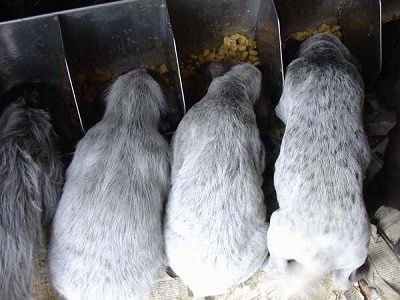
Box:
[105,68,167,124]
[299,33,349,57]
[224,63,262,104]
[298,39,345,62]
[298,33,362,72]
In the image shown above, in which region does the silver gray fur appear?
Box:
[49,69,170,300]
[0,98,63,300]
[270,33,371,290]
[165,63,269,297]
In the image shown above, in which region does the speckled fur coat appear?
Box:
[269,33,371,290]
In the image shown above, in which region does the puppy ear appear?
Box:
[208,61,232,79]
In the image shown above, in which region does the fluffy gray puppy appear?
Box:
[49,69,170,300]
[165,63,269,296]
[0,94,63,300]
[269,33,371,291]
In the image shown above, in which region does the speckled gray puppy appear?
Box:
[49,69,170,300]
[270,33,371,290]
[0,94,63,300]
[165,63,269,297]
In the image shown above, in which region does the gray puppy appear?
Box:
[0,92,63,300]
[269,33,371,291]
[49,69,170,300]
[165,63,269,297]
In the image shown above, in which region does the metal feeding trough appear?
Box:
[381,0,400,23]
[0,14,84,156]
[166,0,283,107]
[58,0,184,134]
[274,0,382,88]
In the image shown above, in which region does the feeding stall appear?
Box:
[0,15,83,157]
[166,0,283,107]
[58,0,184,135]
[274,0,381,87]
